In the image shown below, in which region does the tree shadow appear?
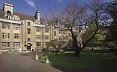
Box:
[51,65,117,72]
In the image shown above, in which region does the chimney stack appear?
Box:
[35,10,40,21]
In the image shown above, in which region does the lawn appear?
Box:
[39,50,117,68]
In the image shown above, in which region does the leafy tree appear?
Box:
[46,40,66,53]
[104,0,117,44]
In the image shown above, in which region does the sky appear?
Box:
[0,0,113,18]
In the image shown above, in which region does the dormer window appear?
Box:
[7,11,11,16]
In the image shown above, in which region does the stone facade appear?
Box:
[0,3,70,52]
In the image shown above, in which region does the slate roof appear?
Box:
[0,9,36,21]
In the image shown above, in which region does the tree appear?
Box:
[104,0,117,43]
[46,40,66,53]
[59,1,87,56]
[61,0,104,56]
[45,0,104,57]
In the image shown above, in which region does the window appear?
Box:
[36,42,41,46]
[36,35,41,39]
[36,27,41,32]
[59,36,65,40]
[63,31,65,34]
[28,38,30,41]
[2,33,6,39]
[2,42,10,47]
[42,35,44,40]
[13,42,20,47]
[2,23,6,29]
[59,31,65,34]
[8,33,10,39]
[8,42,10,47]
[45,35,49,40]
[45,28,49,33]
[42,28,44,33]
[2,42,6,47]
[7,11,11,16]
[54,31,56,36]
[27,29,31,34]
[8,24,10,29]
[42,42,44,47]
[45,42,48,46]
[14,33,20,39]
[28,22,30,26]
[14,24,20,30]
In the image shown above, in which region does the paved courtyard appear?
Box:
[0,53,62,72]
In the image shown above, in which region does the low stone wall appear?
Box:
[0,48,23,54]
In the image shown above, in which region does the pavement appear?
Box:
[0,53,62,72]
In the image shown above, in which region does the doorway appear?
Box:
[27,43,32,51]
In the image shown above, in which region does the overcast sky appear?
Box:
[0,0,113,17]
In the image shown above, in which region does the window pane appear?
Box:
[45,35,49,40]
[2,42,6,47]
[2,23,6,29]
[13,42,20,47]
[2,33,6,39]
[14,33,20,39]
[36,27,41,32]
[28,22,30,26]
[27,29,31,34]
[14,24,20,30]
[45,28,49,33]
[36,42,41,46]
[36,35,41,39]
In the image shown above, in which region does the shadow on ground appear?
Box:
[51,65,117,72]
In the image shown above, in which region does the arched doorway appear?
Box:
[27,43,32,51]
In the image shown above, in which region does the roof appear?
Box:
[0,9,36,21]
[0,9,4,19]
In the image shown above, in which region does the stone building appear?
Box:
[0,3,69,52]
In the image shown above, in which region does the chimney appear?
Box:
[35,10,40,21]
[3,2,14,16]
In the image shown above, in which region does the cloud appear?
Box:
[24,0,35,7]
[50,0,63,2]
[58,0,62,2]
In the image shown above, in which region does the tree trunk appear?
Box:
[72,33,81,57]
[74,46,81,57]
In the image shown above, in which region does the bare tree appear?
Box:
[45,0,104,57]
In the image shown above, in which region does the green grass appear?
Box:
[39,50,117,68]
[39,54,46,62]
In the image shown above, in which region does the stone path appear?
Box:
[0,53,62,72]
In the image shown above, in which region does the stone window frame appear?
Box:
[2,42,10,47]
[36,35,41,39]
[45,35,49,40]
[2,33,6,39]
[14,33,20,39]
[45,28,49,33]
[54,31,56,36]
[13,42,20,48]
[8,33,10,39]
[36,27,41,32]
[14,24,20,30]
[27,22,31,26]
[2,23,6,29]
[27,28,31,34]
[36,42,41,46]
